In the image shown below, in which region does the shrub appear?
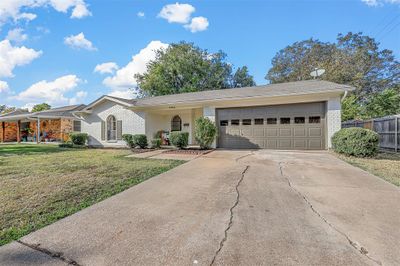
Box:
[194,117,217,149]
[332,127,379,157]
[69,133,88,146]
[122,134,135,148]
[59,142,73,148]
[133,134,148,149]
[169,132,189,149]
[151,138,162,148]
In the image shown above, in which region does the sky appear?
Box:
[0,0,399,109]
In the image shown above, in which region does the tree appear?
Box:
[341,94,362,121]
[266,32,400,101]
[231,66,256,88]
[363,88,400,119]
[0,105,16,115]
[135,42,255,96]
[32,103,51,112]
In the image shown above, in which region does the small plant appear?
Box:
[169,132,189,149]
[122,134,135,148]
[194,117,217,149]
[69,133,88,146]
[133,134,148,149]
[332,127,379,157]
[151,138,162,148]
[58,142,73,148]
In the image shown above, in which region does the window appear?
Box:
[294,117,305,124]
[220,120,228,126]
[107,115,117,141]
[231,119,240,126]
[280,117,291,124]
[254,118,264,125]
[267,118,277,125]
[73,120,81,132]
[309,116,321,124]
[171,115,182,131]
[242,119,252,125]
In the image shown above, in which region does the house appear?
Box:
[73,80,353,150]
[0,105,85,143]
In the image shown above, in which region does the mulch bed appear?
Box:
[130,148,157,154]
[162,149,214,155]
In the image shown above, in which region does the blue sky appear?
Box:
[0,0,399,109]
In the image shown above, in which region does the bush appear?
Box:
[169,132,189,149]
[69,133,88,146]
[194,117,217,149]
[151,138,162,148]
[133,134,148,149]
[332,127,379,157]
[122,134,135,148]
[59,142,73,148]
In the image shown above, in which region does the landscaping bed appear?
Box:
[162,149,214,155]
[130,148,157,154]
[0,144,184,246]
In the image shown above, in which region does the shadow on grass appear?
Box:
[0,144,72,157]
[374,152,400,161]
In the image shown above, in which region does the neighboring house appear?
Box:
[74,80,353,150]
[0,105,85,143]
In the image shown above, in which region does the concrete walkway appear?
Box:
[1,150,399,265]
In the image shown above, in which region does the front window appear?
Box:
[171,115,182,131]
[107,115,117,141]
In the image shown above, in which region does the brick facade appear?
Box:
[0,122,18,142]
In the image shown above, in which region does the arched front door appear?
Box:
[171,115,182,131]
[107,115,117,141]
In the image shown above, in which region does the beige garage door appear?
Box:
[217,102,326,150]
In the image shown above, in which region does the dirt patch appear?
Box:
[162,149,214,155]
[130,148,157,154]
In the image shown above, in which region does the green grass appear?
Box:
[0,144,184,246]
[336,152,400,187]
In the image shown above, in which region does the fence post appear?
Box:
[395,117,398,152]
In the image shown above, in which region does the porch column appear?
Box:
[16,120,21,143]
[1,122,4,143]
[203,106,216,148]
[36,118,40,143]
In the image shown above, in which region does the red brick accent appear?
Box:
[0,122,18,142]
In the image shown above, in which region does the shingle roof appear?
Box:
[0,109,29,117]
[0,105,86,121]
[133,80,354,107]
[106,95,135,105]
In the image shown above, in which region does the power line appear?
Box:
[375,13,400,40]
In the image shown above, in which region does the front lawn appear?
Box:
[337,152,400,187]
[0,144,184,246]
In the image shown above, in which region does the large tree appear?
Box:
[32,103,51,112]
[135,42,256,96]
[231,66,256,88]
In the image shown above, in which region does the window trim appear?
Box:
[294,117,305,124]
[242,119,252,126]
[106,115,117,141]
[309,116,321,124]
[280,117,291,125]
[254,118,264,125]
[231,119,240,126]
[171,115,182,131]
[266,118,277,125]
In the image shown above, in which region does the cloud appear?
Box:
[0,0,91,27]
[184,16,209,32]
[108,90,136,99]
[94,62,119,74]
[103,40,168,90]
[6,28,28,44]
[69,90,87,105]
[0,39,42,78]
[158,3,195,24]
[137,11,145,18]
[362,0,400,6]
[64,32,97,51]
[0,80,9,93]
[14,74,82,106]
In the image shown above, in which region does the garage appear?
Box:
[217,102,326,150]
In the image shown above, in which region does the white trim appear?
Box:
[79,96,133,113]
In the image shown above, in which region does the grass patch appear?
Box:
[0,144,184,246]
[336,152,400,187]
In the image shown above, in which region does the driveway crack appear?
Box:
[278,162,382,266]
[210,165,250,266]
[17,240,81,265]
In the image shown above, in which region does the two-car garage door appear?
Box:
[217,102,326,150]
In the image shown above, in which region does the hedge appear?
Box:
[69,133,88,146]
[169,132,189,149]
[194,117,217,149]
[332,127,379,157]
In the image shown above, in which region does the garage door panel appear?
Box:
[309,139,323,149]
[266,128,278,136]
[294,139,307,149]
[241,129,252,137]
[279,128,292,137]
[278,139,292,149]
[294,128,306,137]
[266,139,278,149]
[229,128,240,136]
[309,127,322,137]
[253,128,265,137]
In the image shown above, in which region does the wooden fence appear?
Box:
[342,116,399,152]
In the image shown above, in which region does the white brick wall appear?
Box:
[327,97,341,148]
[81,100,145,147]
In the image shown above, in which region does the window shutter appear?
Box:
[117,120,122,140]
[101,121,105,141]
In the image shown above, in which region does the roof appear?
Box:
[0,109,29,118]
[77,95,134,113]
[133,80,354,107]
[0,104,86,121]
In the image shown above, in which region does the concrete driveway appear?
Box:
[1,150,399,266]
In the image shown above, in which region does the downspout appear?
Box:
[341,90,348,101]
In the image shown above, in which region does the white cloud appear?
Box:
[362,0,400,5]
[184,16,209,33]
[0,80,9,93]
[64,32,97,51]
[0,0,91,27]
[94,62,119,74]
[103,40,168,90]
[0,39,42,78]
[158,3,195,24]
[14,74,82,106]
[6,28,28,44]
[69,90,87,105]
[108,90,136,99]
[137,11,145,18]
